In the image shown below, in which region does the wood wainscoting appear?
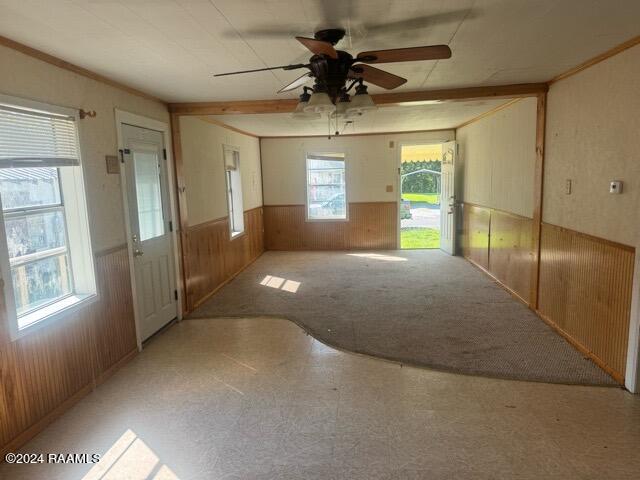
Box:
[462,204,635,384]
[461,203,533,302]
[264,202,397,251]
[183,206,264,311]
[0,246,138,458]
[537,223,635,382]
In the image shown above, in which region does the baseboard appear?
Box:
[94,348,138,387]
[189,250,264,313]
[0,348,139,463]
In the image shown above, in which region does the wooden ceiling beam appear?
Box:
[168,83,548,115]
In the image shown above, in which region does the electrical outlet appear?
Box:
[386,185,393,192]
[609,180,623,194]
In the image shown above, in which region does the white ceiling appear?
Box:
[206,98,509,136]
[0,0,639,103]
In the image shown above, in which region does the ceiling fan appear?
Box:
[214,28,451,103]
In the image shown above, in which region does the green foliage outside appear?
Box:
[401,160,441,197]
[400,228,440,249]
[401,193,440,204]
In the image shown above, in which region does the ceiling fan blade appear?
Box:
[214,63,307,77]
[296,37,338,59]
[363,9,474,36]
[350,64,407,90]
[277,73,314,93]
[357,45,451,64]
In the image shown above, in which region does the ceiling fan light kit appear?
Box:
[214,28,452,133]
[291,88,319,119]
[304,90,335,113]
[346,82,377,115]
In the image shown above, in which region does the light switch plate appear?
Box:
[105,155,119,174]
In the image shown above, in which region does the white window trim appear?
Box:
[305,151,349,222]
[223,145,245,239]
[0,94,98,341]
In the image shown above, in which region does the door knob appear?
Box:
[134,249,144,257]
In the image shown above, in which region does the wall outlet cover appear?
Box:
[609,180,623,194]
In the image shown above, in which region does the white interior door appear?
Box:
[122,124,177,341]
[440,141,457,255]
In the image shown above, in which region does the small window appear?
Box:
[223,146,244,237]
[306,153,347,220]
[0,96,96,336]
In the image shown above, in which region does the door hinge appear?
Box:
[168,220,173,232]
[174,289,178,300]
[163,148,167,160]
[119,149,125,163]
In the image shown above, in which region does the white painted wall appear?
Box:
[456,98,537,218]
[0,44,169,252]
[179,117,263,226]
[544,43,640,392]
[260,131,455,205]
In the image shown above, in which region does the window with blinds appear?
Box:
[0,96,96,337]
[0,104,80,168]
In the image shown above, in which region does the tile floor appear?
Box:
[1,317,639,480]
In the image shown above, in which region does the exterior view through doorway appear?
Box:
[400,144,443,249]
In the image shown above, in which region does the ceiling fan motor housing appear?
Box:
[309,50,355,101]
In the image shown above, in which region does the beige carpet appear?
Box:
[190,251,617,386]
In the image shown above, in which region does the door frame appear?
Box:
[396,141,445,250]
[115,110,183,350]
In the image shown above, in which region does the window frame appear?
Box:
[222,145,245,239]
[0,94,98,341]
[305,151,349,222]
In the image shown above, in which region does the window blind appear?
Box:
[0,104,80,168]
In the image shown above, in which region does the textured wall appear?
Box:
[0,44,169,252]
[260,131,454,206]
[544,44,640,247]
[0,43,168,455]
[179,117,263,226]
[456,98,537,218]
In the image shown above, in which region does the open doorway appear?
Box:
[399,144,442,249]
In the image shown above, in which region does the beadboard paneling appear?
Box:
[488,210,533,302]
[461,203,491,270]
[264,202,397,251]
[0,246,137,456]
[537,223,635,382]
[184,207,264,311]
[462,203,532,301]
